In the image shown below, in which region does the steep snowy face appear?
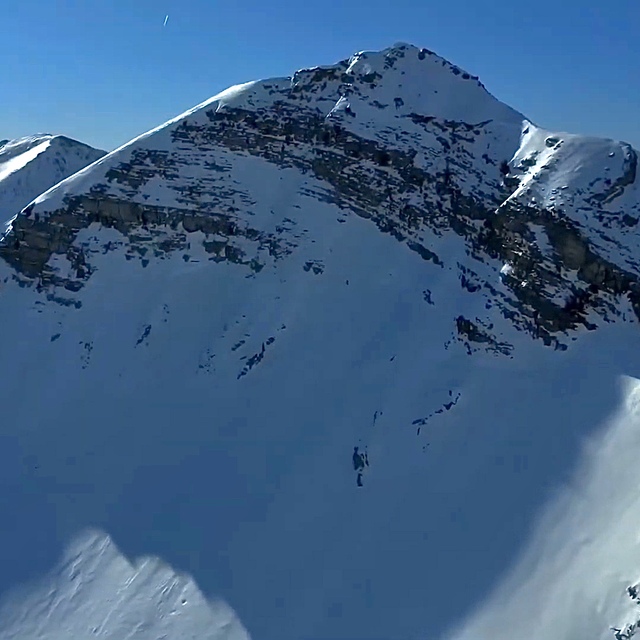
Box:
[0,134,105,227]
[1,43,640,640]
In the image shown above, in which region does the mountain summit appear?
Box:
[4,43,639,349]
[1,43,640,640]
[0,134,105,225]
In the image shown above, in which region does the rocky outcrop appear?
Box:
[1,194,285,291]
[167,101,640,343]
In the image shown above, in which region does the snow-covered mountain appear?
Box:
[1,43,640,640]
[0,134,105,225]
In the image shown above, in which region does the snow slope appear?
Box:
[0,134,105,225]
[0,530,249,640]
[1,43,640,640]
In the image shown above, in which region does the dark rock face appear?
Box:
[2,195,281,286]
[1,44,639,352]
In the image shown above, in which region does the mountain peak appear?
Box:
[0,134,105,226]
[1,43,640,640]
[1,43,638,351]
[287,41,524,126]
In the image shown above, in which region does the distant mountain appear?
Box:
[0,134,105,226]
[1,43,639,640]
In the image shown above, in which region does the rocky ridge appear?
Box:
[1,43,639,353]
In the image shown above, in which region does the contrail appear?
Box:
[163,14,169,26]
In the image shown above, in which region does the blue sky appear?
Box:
[3,0,639,151]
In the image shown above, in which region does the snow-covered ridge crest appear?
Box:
[14,82,263,218]
[18,43,522,222]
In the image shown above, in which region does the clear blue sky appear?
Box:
[3,0,639,151]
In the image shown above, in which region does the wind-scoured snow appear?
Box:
[0,134,105,224]
[0,530,250,640]
[1,43,640,640]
